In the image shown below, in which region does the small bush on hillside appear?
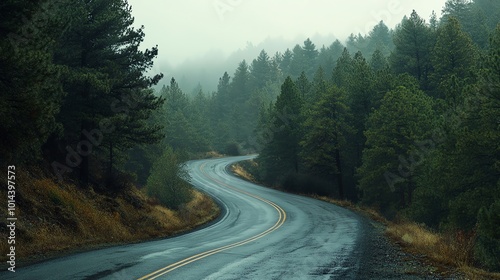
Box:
[225,142,241,156]
[145,147,192,210]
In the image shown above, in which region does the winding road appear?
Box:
[3,156,369,279]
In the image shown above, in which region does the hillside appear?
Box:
[0,168,219,267]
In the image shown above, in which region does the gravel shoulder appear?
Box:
[353,217,464,280]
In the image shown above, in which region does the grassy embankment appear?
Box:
[232,160,500,280]
[0,167,219,265]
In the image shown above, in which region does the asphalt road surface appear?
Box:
[3,156,370,279]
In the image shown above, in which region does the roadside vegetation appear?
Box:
[318,196,500,280]
[0,168,219,265]
[233,161,500,279]
[145,147,193,209]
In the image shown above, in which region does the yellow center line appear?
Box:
[138,161,287,280]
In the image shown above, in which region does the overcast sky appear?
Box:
[127,0,448,67]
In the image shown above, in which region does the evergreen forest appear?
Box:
[1,0,499,271]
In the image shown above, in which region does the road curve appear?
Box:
[2,156,368,279]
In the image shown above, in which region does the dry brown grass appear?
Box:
[200,151,224,159]
[231,164,257,183]
[386,223,466,266]
[386,223,500,280]
[313,195,388,224]
[312,195,500,280]
[0,169,219,265]
[460,267,500,280]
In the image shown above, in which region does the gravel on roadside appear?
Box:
[353,218,465,280]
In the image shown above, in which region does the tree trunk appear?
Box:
[79,125,89,188]
[109,141,113,182]
[400,186,406,208]
[335,148,345,200]
[79,49,90,188]
[408,176,414,206]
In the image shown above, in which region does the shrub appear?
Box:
[145,147,192,209]
[224,142,241,156]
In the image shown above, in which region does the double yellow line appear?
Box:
[138,161,287,280]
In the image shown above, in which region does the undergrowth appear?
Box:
[315,196,500,280]
[0,169,219,265]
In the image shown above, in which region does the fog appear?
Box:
[127,0,448,92]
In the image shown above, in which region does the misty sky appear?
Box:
[127,0,448,67]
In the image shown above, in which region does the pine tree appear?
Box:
[429,11,439,32]
[162,78,189,113]
[302,38,319,77]
[407,17,479,226]
[229,60,251,142]
[210,72,232,151]
[465,27,498,241]
[358,86,435,214]
[250,50,272,90]
[347,52,374,132]
[431,17,478,101]
[231,60,250,105]
[214,71,231,117]
[329,40,345,62]
[474,0,500,31]
[162,79,188,148]
[280,48,293,76]
[300,84,352,199]
[332,48,353,88]
[308,67,327,103]
[442,0,490,48]
[0,0,67,163]
[295,71,311,99]
[442,0,472,22]
[289,39,319,79]
[289,44,304,78]
[270,52,283,85]
[317,45,335,77]
[367,21,394,56]
[370,49,389,72]
[52,0,163,186]
[258,77,302,182]
[339,51,376,190]
[390,10,435,90]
